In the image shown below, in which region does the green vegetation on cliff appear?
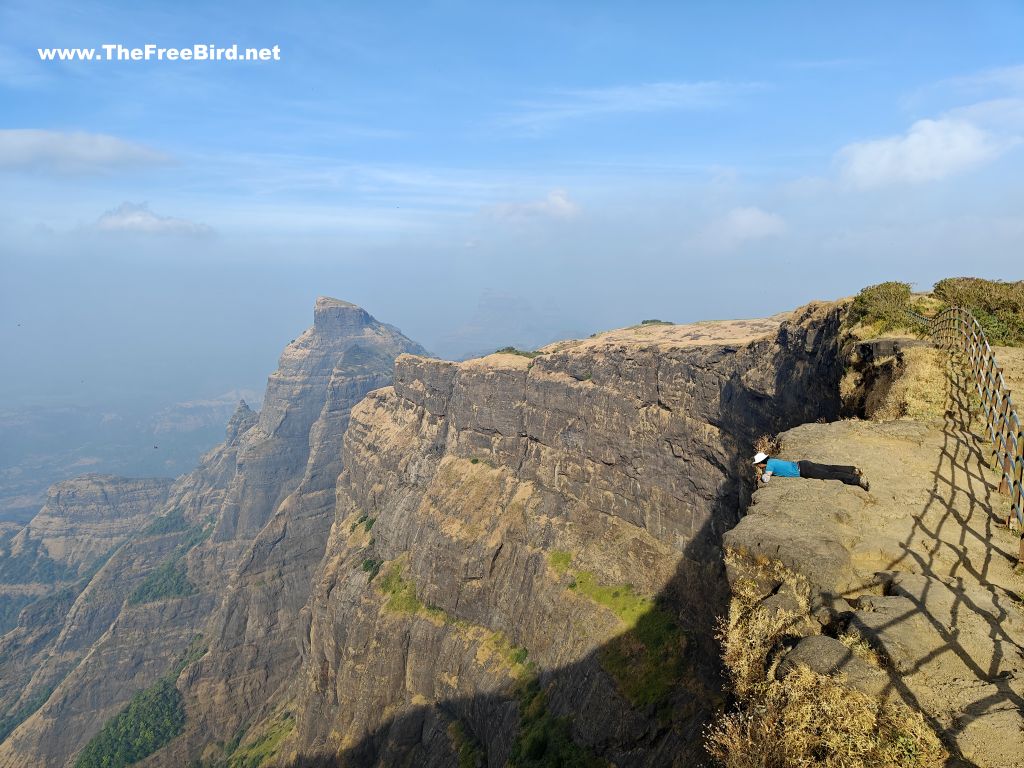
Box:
[378,562,423,613]
[74,677,185,768]
[141,508,192,536]
[0,537,77,584]
[848,277,1024,345]
[599,604,687,712]
[223,712,295,768]
[0,683,57,743]
[448,720,485,768]
[75,637,206,768]
[128,556,196,605]
[509,677,602,768]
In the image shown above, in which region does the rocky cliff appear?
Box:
[147,304,842,767]
[0,474,172,740]
[0,298,855,767]
[0,298,425,768]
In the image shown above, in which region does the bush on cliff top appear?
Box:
[847,282,916,334]
[933,277,1024,346]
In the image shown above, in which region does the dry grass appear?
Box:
[871,347,947,422]
[839,632,883,668]
[753,434,781,457]
[711,555,945,767]
[706,665,946,768]
[719,556,810,697]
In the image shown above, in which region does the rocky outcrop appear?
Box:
[4,474,172,581]
[0,298,424,768]
[0,474,172,736]
[724,404,1024,765]
[154,304,843,767]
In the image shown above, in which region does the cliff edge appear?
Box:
[724,358,1024,766]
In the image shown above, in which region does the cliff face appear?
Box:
[0,299,850,767]
[6,475,173,579]
[0,474,172,734]
[178,304,841,767]
[0,298,425,768]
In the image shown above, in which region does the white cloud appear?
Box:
[837,118,1006,188]
[0,129,169,174]
[501,81,757,134]
[95,202,213,236]
[488,189,580,220]
[699,206,787,250]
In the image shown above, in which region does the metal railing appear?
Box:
[929,307,1024,561]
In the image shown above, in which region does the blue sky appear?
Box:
[1,1,1023,407]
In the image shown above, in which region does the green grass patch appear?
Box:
[572,571,651,626]
[377,562,422,613]
[128,556,196,605]
[547,550,572,575]
[363,517,376,532]
[598,606,687,713]
[225,712,294,768]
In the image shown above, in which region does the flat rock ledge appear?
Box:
[725,417,1024,768]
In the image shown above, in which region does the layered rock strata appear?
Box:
[169,304,844,767]
[0,298,424,768]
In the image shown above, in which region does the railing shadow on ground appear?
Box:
[786,358,1024,767]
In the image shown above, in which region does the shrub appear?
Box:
[933,277,1024,346]
[361,558,382,581]
[848,282,914,333]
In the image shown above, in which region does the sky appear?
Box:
[1,0,1023,409]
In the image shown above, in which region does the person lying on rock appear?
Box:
[752,452,869,491]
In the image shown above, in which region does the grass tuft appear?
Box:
[377,562,422,613]
[547,550,572,575]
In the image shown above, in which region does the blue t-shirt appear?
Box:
[766,458,800,478]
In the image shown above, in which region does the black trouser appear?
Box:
[798,461,861,486]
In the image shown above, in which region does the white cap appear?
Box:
[752,452,769,464]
